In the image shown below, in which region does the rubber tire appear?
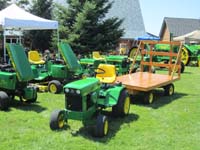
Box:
[112,89,130,117]
[180,61,185,73]
[143,91,154,104]
[48,80,62,94]
[94,115,109,137]
[164,84,174,96]
[27,92,37,103]
[50,110,65,130]
[0,91,9,110]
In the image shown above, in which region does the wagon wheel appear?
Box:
[164,84,174,96]
[112,89,130,117]
[143,91,154,104]
[50,110,65,130]
[94,115,109,137]
[48,80,62,94]
[0,91,10,110]
[181,47,190,65]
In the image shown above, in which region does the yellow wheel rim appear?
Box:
[50,84,57,93]
[104,120,108,135]
[149,93,154,104]
[129,48,137,58]
[181,47,189,65]
[198,60,200,67]
[58,113,64,128]
[124,96,130,114]
[169,86,174,95]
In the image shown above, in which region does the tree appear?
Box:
[0,0,11,10]
[53,0,124,54]
[27,0,54,51]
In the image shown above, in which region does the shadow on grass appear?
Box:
[9,99,47,113]
[132,90,188,109]
[68,112,139,143]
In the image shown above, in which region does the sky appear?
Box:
[139,0,200,36]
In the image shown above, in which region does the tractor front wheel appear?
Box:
[94,115,109,137]
[164,84,174,96]
[0,91,10,110]
[112,89,130,117]
[48,80,62,94]
[50,110,65,130]
[143,91,154,104]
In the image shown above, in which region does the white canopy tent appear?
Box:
[0,4,59,61]
[173,30,200,43]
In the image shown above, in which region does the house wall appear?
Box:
[161,26,171,41]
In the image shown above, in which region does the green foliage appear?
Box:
[0,67,200,150]
[0,0,11,10]
[26,0,54,51]
[53,0,124,54]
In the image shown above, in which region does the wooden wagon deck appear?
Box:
[116,40,182,93]
[116,72,180,92]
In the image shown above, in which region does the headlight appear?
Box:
[76,90,81,94]
[65,88,69,93]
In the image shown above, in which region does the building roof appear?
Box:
[160,17,200,37]
[106,0,146,40]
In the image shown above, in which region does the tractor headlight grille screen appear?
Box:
[66,94,82,111]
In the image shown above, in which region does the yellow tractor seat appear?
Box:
[96,64,116,84]
[28,50,45,65]
[92,51,105,60]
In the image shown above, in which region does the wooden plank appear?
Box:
[141,51,178,57]
[116,72,180,92]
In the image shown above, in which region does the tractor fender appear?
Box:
[104,86,126,106]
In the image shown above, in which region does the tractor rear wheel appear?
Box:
[27,92,37,103]
[164,84,174,96]
[50,110,65,130]
[48,80,62,94]
[180,61,185,73]
[94,115,108,137]
[143,91,154,104]
[112,89,130,117]
[0,91,10,110]
[181,47,190,65]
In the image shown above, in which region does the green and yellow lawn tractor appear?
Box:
[0,43,37,110]
[30,42,84,94]
[49,64,130,137]
[80,51,130,75]
[181,44,200,66]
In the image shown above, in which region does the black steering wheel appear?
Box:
[95,68,106,75]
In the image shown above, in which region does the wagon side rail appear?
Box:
[129,40,182,80]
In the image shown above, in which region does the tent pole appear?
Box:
[57,29,60,59]
[3,30,6,62]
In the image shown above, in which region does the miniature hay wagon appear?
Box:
[0,43,37,110]
[116,41,182,104]
[50,64,130,137]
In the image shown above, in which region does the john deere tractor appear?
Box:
[0,43,37,110]
[29,42,84,94]
[181,44,200,66]
[49,64,130,137]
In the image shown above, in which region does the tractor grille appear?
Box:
[65,94,82,111]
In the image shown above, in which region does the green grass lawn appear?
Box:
[0,67,200,150]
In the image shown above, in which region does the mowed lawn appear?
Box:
[0,67,199,150]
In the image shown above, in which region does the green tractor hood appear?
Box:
[64,78,100,96]
[6,43,34,82]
